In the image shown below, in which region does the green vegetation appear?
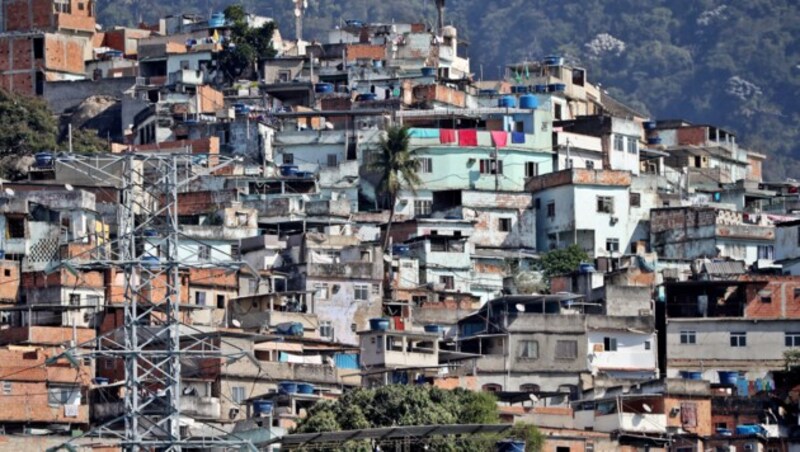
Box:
[68,128,108,154]
[295,385,543,451]
[217,4,277,83]
[369,125,421,250]
[540,245,590,283]
[97,0,800,178]
[0,88,58,157]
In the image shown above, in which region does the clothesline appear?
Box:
[409,128,528,148]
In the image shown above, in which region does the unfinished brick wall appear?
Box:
[0,260,20,303]
[3,0,95,33]
[345,44,385,61]
[741,276,800,319]
[43,33,86,73]
[676,126,707,146]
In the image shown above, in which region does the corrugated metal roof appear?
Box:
[702,260,746,275]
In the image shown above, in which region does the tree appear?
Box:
[369,125,421,251]
[540,245,590,283]
[295,385,543,451]
[0,89,58,156]
[64,128,108,154]
[218,4,277,83]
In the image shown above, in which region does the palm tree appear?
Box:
[369,125,421,251]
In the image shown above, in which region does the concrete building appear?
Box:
[527,168,632,258]
[775,219,800,275]
[557,115,643,176]
[650,206,775,266]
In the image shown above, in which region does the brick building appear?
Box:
[0,0,95,95]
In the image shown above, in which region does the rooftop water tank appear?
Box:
[543,55,564,66]
[643,121,657,130]
[369,318,390,331]
[718,371,739,385]
[424,324,443,334]
[278,381,298,395]
[519,94,538,109]
[297,383,315,395]
[680,370,703,380]
[647,137,663,145]
[498,96,517,108]
[421,67,436,77]
[34,152,53,168]
[208,12,226,28]
[253,400,273,416]
[511,85,528,94]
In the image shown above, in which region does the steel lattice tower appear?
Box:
[50,153,256,451]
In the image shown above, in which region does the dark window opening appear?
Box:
[33,38,44,59]
[216,295,225,309]
[499,218,512,232]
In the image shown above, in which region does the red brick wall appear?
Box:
[43,33,86,73]
[345,44,385,61]
[4,0,95,32]
[676,126,707,146]
[740,276,800,319]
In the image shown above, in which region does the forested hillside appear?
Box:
[97,0,800,178]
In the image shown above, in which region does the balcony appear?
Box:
[181,396,221,420]
[594,412,667,434]
[308,262,381,280]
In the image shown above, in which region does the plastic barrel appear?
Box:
[421,67,436,77]
[643,121,657,130]
[647,137,663,145]
[35,152,53,168]
[519,94,538,109]
[680,371,702,380]
[278,382,298,395]
[297,383,315,395]
[496,440,526,452]
[369,318,390,331]
[498,96,517,108]
[424,324,442,334]
[718,371,739,385]
[314,83,334,94]
[253,400,273,415]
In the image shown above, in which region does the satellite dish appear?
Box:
[528,393,539,402]
[64,184,74,191]
[294,8,301,17]
[3,188,14,196]
[642,403,652,413]
[231,319,242,328]
[515,303,525,312]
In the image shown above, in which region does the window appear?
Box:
[605,238,620,253]
[278,70,291,82]
[2,381,11,395]
[786,332,800,347]
[216,295,225,309]
[525,162,539,178]
[554,103,563,120]
[499,218,512,232]
[414,200,432,217]
[53,0,71,14]
[282,153,294,164]
[372,284,380,295]
[2,269,9,277]
[314,283,329,300]
[33,37,44,59]
[597,196,614,214]
[482,384,502,392]
[566,158,574,169]
[644,340,651,350]
[520,383,540,392]
[69,293,80,306]
[585,160,595,169]
[518,340,539,359]
[195,291,206,306]
[603,337,617,352]
[630,192,641,208]
[627,136,638,154]
[556,447,571,452]
[439,275,455,290]
[354,284,369,301]
[547,202,556,218]
[479,159,503,175]
[761,293,772,303]
[48,386,79,407]
[730,332,747,347]
[758,245,774,260]
[231,386,246,404]
[7,218,24,238]
[324,154,338,167]
[104,359,114,370]
[77,2,85,11]
[419,158,433,173]
[198,245,210,261]
[613,134,624,151]
[320,321,333,338]
[230,244,241,260]
[680,330,696,344]
[555,340,578,360]
[350,323,357,332]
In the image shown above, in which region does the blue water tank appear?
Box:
[253,400,273,415]
[392,244,410,256]
[543,55,563,66]
[511,85,528,94]
[421,67,436,77]
[643,121,657,130]
[578,263,596,274]
[278,381,298,394]
[424,324,442,334]
[718,371,739,385]
[314,83,334,94]
[534,84,548,93]
[735,424,765,436]
[680,371,703,380]
[297,383,315,394]
[498,96,517,108]
[209,12,226,28]
[34,152,53,168]
[280,165,299,177]
[647,137,663,145]
[479,89,498,96]
[496,440,526,452]
[369,318,390,331]
[233,103,251,115]
[519,94,538,109]
[357,93,377,101]
[93,377,109,385]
